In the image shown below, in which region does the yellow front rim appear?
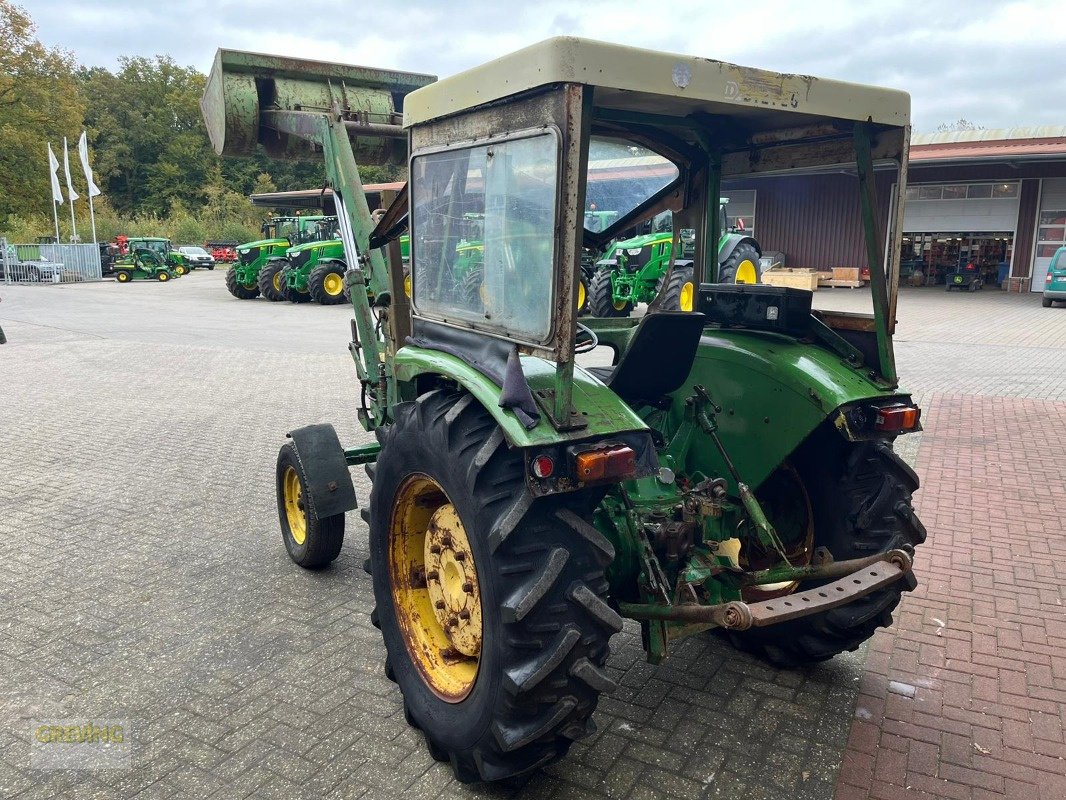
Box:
[735,259,758,284]
[159,273,169,281]
[578,280,586,309]
[273,272,282,292]
[613,299,628,311]
[283,466,307,545]
[404,273,412,298]
[679,281,695,311]
[390,475,481,702]
[323,272,344,296]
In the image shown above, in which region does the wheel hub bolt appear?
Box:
[427,569,439,580]
[435,600,445,609]
[459,610,470,620]
[454,552,466,562]
[429,544,442,554]
[462,582,473,593]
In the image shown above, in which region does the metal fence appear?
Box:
[0,238,103,284]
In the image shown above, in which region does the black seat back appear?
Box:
[606,311,706,401]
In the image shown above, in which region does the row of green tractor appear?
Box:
[112,238,193,282]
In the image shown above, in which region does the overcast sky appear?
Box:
[23,0,1066,133]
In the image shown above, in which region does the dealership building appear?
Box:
[723,127,1066,292]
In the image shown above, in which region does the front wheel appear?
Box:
[276,443,345,568]
[173,264,188,276]
[369,390,620,783]
[308,263,348,305]
[279,266,311,303]
[225,267,260,299]
[115,270,132,283]
[157,271,170,282]
[728,434,925,667]
[660,265,696,311]
[588,269,631,317]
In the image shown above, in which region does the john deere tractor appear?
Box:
[125,237,190,276]
[204,39,924,783]
[226,215,334,299]
[589,202,761,316]
[257,218,346,304]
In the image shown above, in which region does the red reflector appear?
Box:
[531,454,554,479]
[875,405,921,432]
[575,445,637,482]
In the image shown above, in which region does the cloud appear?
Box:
[23,0,1064,131]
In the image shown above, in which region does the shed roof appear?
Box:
[911,127,1066,164]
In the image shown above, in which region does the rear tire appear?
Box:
[258,261,287,302]
[276,443,345,568]
[225,267,260,299]
[369,390,620,783]
[116,270,132,283]
[728,434,925,667]
[660,265,696,311]
[308,263,348,305]
[588,269,631,317]
[718,243,761,284]
[1043,296,1053,307]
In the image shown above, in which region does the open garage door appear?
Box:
[1034,179,1066,292]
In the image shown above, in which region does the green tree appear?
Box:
[0,1,86,225]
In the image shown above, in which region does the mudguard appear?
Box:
[286,423,359,518]
[717,234,761,265]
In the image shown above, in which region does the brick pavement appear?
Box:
[836,394,1066,800]
[1,274,1063,799]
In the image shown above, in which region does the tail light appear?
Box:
[874,404,921,433]
[530,454,555,479]
[574,445,637,482]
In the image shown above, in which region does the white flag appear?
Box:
[63,136,79,202]
[77,130,102,198]
[47,143,64,204]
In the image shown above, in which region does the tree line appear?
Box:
[0,1,400,245]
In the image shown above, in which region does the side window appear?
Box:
[411,132,559,344]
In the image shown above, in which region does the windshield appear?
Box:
[585,137,678,233]
[411,131,558,344]
[182,247,207,256]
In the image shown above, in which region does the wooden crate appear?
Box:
[762,268,819,291]
[832,267,861,281]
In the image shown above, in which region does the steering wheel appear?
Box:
[575,321,599,353]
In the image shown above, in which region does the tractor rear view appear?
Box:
[203,39,924,784]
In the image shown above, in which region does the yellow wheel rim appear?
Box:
[390,475,481,702]
[323,272,344,297]
[735,259,758,284]
[577,280,586,309]
[117,273,129,282]
[283,466,307,545]
[273,272,282,292]
[679,281,695,311]
[159,273,169,281]
[613,299,628,311]
[404,273,412,298]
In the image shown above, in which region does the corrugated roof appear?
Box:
[911,126,1066,145]
[910,126,1066,163]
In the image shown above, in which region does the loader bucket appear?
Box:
[201,49,435,164]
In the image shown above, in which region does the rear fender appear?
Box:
[718,234,761,265]
[674,330,911,491]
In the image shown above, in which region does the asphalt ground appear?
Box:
[0,273,1061,799]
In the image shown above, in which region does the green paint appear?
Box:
[231,216,334,288]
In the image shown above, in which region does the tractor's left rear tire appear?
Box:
[369,390,620,783]
[308,263,348,305]
[660,265,696,311]
[718,243,761,285]
[276,443,345,568]
[727,432,925,667]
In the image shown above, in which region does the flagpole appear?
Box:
[88,192,97,244]
[52,199,61,243]
[63,137,79,242]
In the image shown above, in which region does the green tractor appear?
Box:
[225,215,334,299]
[258,218,347,304]
[125,237,190,276]
[113,247,176,283]
[204,40,923,783]
[589,202,761,317]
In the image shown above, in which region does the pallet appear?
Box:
[818,279,864,289]
[763,268,820,291]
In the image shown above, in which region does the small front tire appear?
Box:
[225,268,260,299]
[588,269,631,317]
[276,443,345,568]
[258,261,287,302]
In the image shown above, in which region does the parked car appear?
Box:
[176,245,216,270]
[1043,245,1066,307]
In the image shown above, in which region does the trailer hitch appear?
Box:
[618,548,912,631]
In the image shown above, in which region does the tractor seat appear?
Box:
[588,311,706,402]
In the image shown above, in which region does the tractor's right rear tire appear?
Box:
[258,261,287,302]
[718,243,761,285]
[589,269,631,317]
[308,263,348,305]
[369,390,620,783]
[660,265,696,311]
[727,434,926,668]
[225,267,260,299]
